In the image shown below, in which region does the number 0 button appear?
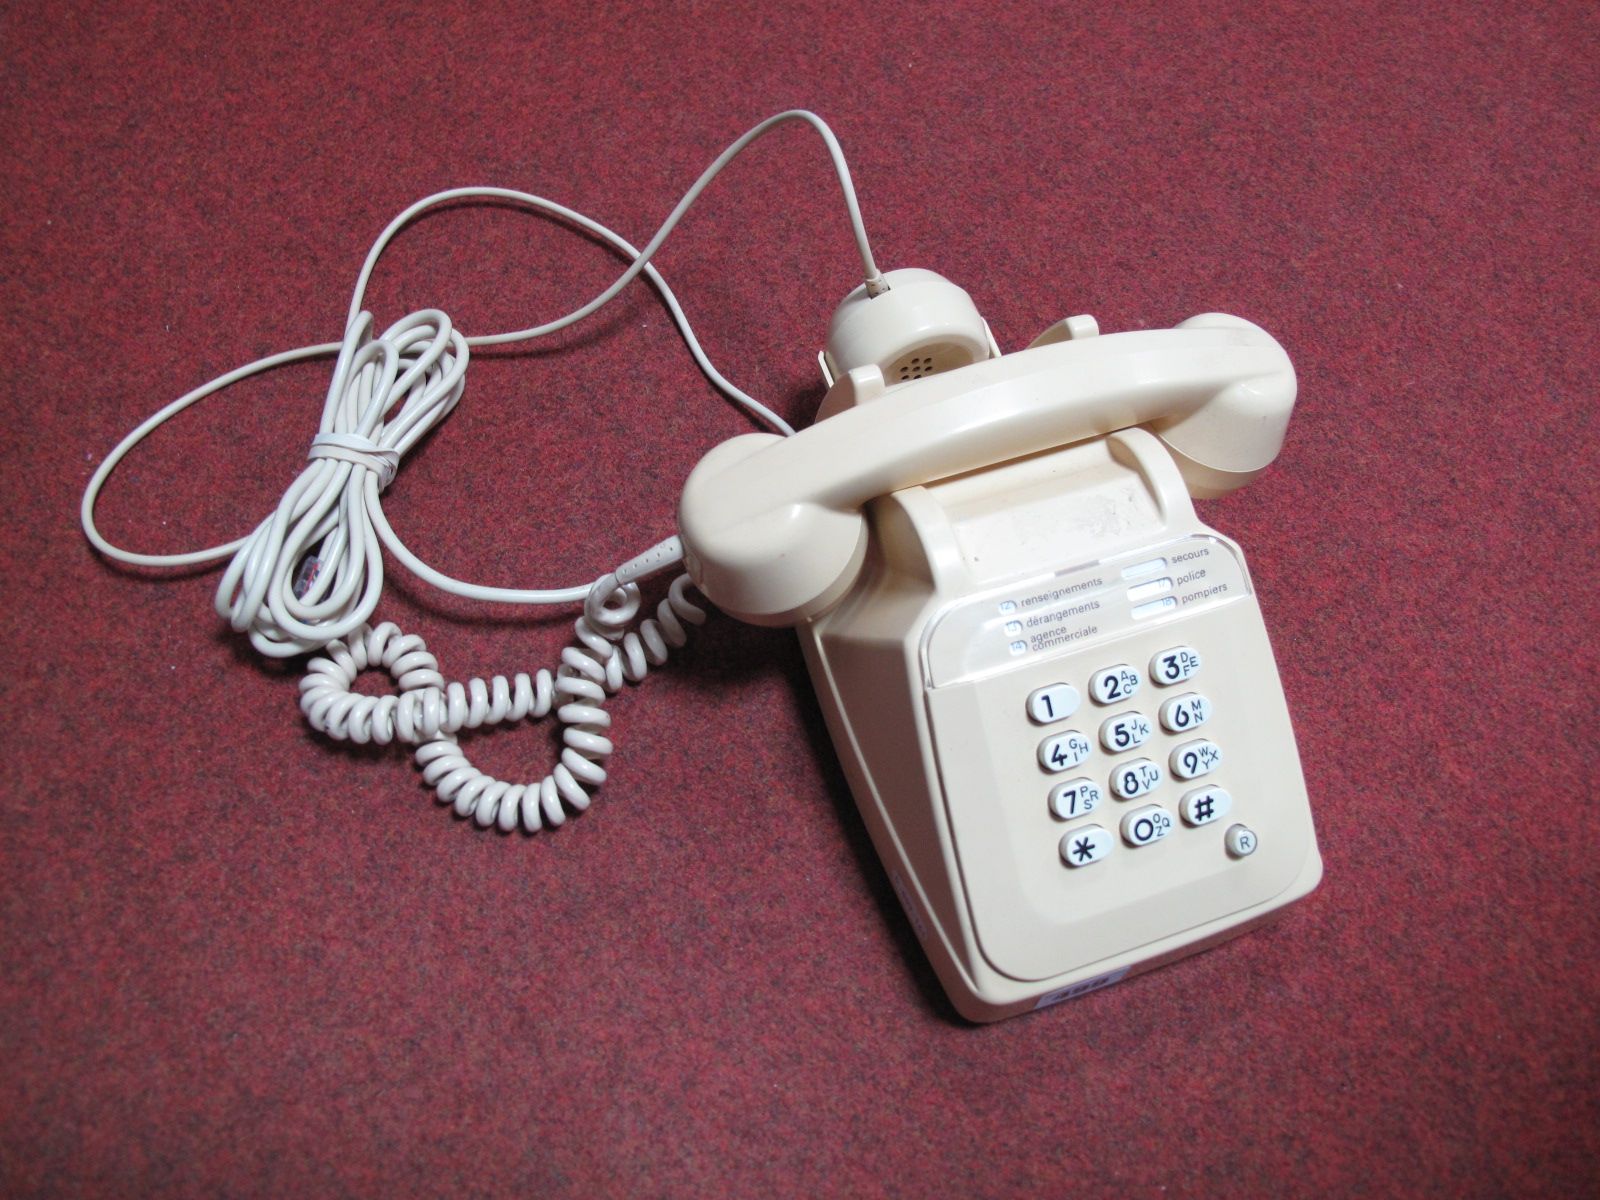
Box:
[1039,731,1093,773]
[1120,805,1174,847]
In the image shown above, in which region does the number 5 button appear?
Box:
[1099,711,1152,752]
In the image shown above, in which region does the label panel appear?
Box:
[923,536,1250,688]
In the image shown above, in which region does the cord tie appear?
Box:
[308,432,400,489]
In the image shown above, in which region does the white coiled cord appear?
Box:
[79,110,888,831]
[299,575,706,831]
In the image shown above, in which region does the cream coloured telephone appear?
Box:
[80,111,1319,1024]
[679,269,1322,1021]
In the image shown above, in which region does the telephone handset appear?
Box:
[681,269,1321,1021]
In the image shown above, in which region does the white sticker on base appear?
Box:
[1034,966,1130,1009]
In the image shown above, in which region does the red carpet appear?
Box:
[3,1,1597,1195]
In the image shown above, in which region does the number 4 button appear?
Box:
[1038,731,1093,773]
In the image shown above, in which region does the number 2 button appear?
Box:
[1090,665,1141,704]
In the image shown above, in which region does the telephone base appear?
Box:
[798,427,1322,1021]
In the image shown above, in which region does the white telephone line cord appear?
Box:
[79,110,885,831]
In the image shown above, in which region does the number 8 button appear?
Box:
[1110,758,1163,798]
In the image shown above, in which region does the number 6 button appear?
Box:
[1159,692,1212,733]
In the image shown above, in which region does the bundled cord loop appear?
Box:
[79,110,885,832]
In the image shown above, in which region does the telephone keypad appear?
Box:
[1109,758,1163,799]
[1089,664,1142,704]
[1031,650,1241,871]
[1026,683,1080,725]
[1038,731,1093,772]
[1151,646,1202,685]
[1120,805,1174,847]
[1060,826,1114,867]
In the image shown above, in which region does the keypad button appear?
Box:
[1159,692,1213,733]
[1150,646,1202,686]
[1225,824,1258,858]
[1109,758,1163,799]
[1027,683,1080,725]
[1060,825,1114,868]
[1099,711,1153,753]
[1180,785,1232,826]
[1170,739,1223,780]
[1038,731,1093,773]
[1089,664,1142,704]
[1049,778,1105,820]
[1120,805,1174,847]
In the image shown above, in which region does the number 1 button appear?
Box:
[1027,683,1080,724]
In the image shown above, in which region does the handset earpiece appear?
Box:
[821,268,994,401]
